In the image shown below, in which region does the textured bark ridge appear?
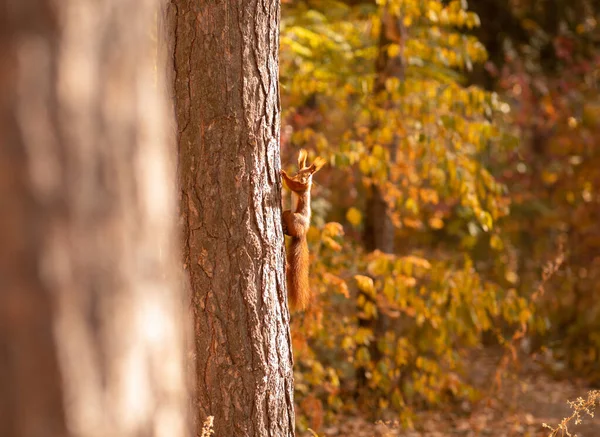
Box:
[0,1,188,437]
[169,1,295,436]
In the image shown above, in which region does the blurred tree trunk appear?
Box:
[364,185,394,253]
[0,1,188,437]
[357,4,405,405]
[363,6,401,255]
[169,1,295,436]
[467,0,529,90]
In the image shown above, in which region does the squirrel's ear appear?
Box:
[298,149,308,169]
[309,157,326,174]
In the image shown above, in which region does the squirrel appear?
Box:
[280,149,326,310]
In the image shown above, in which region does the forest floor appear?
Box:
[311,348,600,437]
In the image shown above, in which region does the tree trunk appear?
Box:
[169,1,295,436]
[357,3,403,404]
[363,5,400,255]
[0,1,188,437]
[364,185,395,253]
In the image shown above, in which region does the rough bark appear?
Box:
[169,1,295,436]
[0,1,188,437]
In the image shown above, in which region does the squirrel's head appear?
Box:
[281,149,326,193]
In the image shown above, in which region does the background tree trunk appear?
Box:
[169,1,295,436]
[0,1,188,437]
[357,4,404,406]
[364,185,395,253]
[363,5,400,255]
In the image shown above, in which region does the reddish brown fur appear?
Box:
[281,150,325,311]
[286,236,310,310]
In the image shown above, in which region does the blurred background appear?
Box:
[277,0,600,435]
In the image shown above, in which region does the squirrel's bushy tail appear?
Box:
[287,236,310,310]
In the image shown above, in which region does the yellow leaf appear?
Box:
[322,273,349,298]
[388,43,401,58]
[403,217,422,229]
[359,157,371,175]
[356,347,371,365]
[372,144,386,159]
[355,328,374,345]
[397,275,417,287]
[383,280,396,300]
[401,255,432,269]
[355,275,376,297]
[427,9,438,22]
[479,211,493,231]
[307,226,320,242]
[505,271,518,284]
[541,170,558,185]
[346,207,363,227]
[323,222,344,238]
[490,234,503,250]
[405,197,419,214]
[341,336,354,351]
[428,217,444,229]
[323,236,342,251]
[357,293,366,308]
[368,255,390,276]
[364,301,378,319]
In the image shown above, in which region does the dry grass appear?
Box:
[543,390,600,436]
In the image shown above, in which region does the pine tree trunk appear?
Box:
[0,1,188,437]
[169,1,295,436]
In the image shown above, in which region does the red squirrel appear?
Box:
[281,149,326,310]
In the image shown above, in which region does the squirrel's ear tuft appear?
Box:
[298,149,308,169]
[309,157,326,174]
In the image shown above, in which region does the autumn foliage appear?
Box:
[278,0,600,431]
